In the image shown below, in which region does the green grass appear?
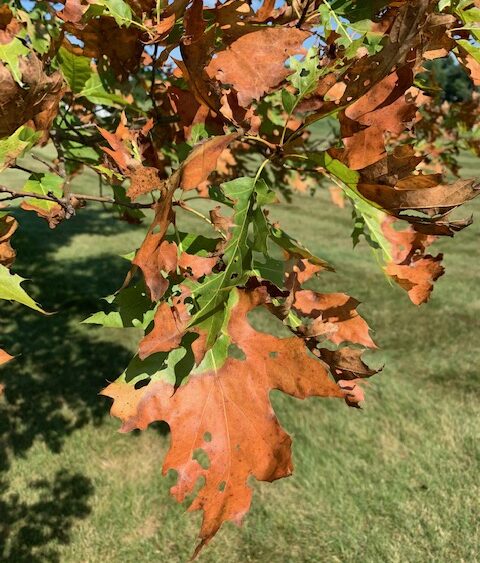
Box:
[0,151,479,562]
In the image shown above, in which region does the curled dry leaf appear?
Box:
[331,68,417,170]
[358,178,480,215]
[386,256,444,305]
[132,170,181,300]
[180,0,220,110]
[20,201,66,230]
[210,206,234,235]
[382,216,445,305]
[0,55,64,139]
[0,214,18,267]
[294,290,376,348]
[63,17,144,81]
[99,114,163,200]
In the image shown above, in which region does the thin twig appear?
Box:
[242,135,277,150]
[174,200,216,229]
[12,164,35,175]
[31,153,58,174]
[0,186,154,210]
[296,0,312,28]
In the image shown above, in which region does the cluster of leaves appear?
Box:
[0,0,479,556]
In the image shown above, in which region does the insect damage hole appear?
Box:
[193,448,210,470]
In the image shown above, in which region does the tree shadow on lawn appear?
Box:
[0,470,93,563]
[0,208,146,560]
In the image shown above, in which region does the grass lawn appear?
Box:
[0,150,478,562]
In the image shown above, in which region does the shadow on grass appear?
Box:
[0,208,144,559]
[0,470,93,563]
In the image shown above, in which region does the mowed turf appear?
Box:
[0,151,478,563]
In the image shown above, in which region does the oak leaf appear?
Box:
[139,301,187,359]
[0,214,18,267]
[207,28,310,107]
[103,287,345,556]
[382,216,445,305]
[331,68,416,170]
[180,0,220,110]
[294,290,376,348]
[386,257,444,305]
[180,133,240,191]
[0,55,64,139]
[358,178,480,215]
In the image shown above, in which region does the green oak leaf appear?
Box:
[188,177,257,345]
[57,47,92,93]
[348,191,392,263]
[0,38,29,85]
[0,126,40,172]
[23,173,64,212]
[86,0,134,27]
[79,74,129,107]
[281,89,296,114]
[83,282,155,329]
[0,264,45,313]
[269,226,333,270]
[252,255,285,287]
[288,47,322,100]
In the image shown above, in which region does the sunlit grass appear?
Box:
[0,150,478,562]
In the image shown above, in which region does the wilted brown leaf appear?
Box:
[382,216,445,304]
[0,214,18,267]
[386,256,444,305]
[358,178,480,215]
[0,55,64,139]
[294,290,376,348]
[331,68,416,170]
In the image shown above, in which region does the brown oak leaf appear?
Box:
[0,215,18,267]
[382,216,445,305]
[358,178,480,216]
[0,55,64,139]
[139,301,187,359]
[180,133,240,191]
[386,256,444,305]
[330,68,416,170]
[206,27,310,107]
[294,290,376,348]
[103,287,345,556]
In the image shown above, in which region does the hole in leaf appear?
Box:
[228,343,246,360]
[193,448,210,470]
[134,378,150,389]
[269,351,278,359]
[300,68,310,77]
[204,432,212,443]
[218,481,226,492]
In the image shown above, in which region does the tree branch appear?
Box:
[0,186,154,210]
